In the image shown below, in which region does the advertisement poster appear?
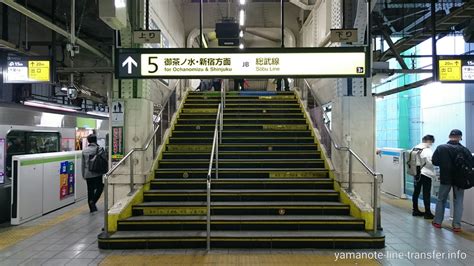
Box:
[60,161,75,200]
[112,127,124,162]
[0,139,4,184]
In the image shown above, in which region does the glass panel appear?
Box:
[27,132,60,154]
[6,131,26,178]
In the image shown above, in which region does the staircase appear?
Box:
[99,91,385,249]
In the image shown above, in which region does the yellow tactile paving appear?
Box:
[100,254,379,266]
[0,203,88,250]
[381,195,474,240]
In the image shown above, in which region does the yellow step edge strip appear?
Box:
[133,206,348,210]
[99,238,384,243]
[144,193,339,196]
[119,221,364,225]
[151,181,332,184]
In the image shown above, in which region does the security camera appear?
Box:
[67,86,78,100]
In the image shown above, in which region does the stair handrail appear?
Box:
[302,79,382,234]
[102,81,179,237]
[206,103,222,251]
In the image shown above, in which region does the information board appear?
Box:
[116,47,368,79]
[438,55,474,83]
[3,56,51,83]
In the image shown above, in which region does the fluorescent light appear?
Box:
[24,100,81,113]
[240,0,246,4]
[40,113,64,127]
[87,111,109,118]
[239,43,244,49]
[239,30,244,38]
[115,0,126,8]
[239,10,245,26]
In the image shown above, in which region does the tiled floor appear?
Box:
[0,195,473,266]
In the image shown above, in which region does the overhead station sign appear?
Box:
[116,47,368,79]
[3,56,51,83]
[438,55,474,83]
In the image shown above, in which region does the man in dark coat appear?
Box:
[432,129,473,232]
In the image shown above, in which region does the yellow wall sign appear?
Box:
[439,60,462,81]
[28,61,50,82]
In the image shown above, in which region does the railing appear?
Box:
[206,103,222,251]
[205,81,227,250]
[302,79,382,234]
[102,84,178,237]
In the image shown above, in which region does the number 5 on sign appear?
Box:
[142,55,159,75]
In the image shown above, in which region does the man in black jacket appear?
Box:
[432,129,472,232]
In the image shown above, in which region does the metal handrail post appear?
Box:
[219,110,223,144]
[103,175,109,236]
[206,175,211,251]
[128,153,134,195]
[373,175,379,234]
[167,101,171,126]
[152,133,156,159]
[205,103,222,251]
[216,127,219,180]
[348,152,353,193]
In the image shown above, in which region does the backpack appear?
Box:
[89,146,108,175]
[453,151,474,189]
[407,148,425,178]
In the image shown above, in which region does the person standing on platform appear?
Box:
[212,79,222,91]
[408,135,436,219]
[276,78,290,91]
[233,79,245,91]
[82,134,106,213]
[432,129,473,232]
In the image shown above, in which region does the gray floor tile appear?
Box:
[88,257,104,266]
[30,251,61,259]
[19,258,49,266]
[52,250,82,259]
[41,259,71,266]
[44,244,67,251]
[0,258,28,266]
[65,259,94,266]
[8,250,40,260]
[29,243,53,252]
[64,243,90,251]
[74,251,101,259]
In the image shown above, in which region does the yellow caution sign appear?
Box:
[439,60,462,82]
[28,61,50,82]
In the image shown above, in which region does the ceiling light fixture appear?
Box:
[23,100,81,113]
[239,9,245,26]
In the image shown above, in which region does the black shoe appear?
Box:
[424,213,435,219]
[89,201,98,213]
[412,210,425,217]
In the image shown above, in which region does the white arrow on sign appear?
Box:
[122,56,138,74]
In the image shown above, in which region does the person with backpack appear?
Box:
[407,135,436,219]
[82,134,108,213]
[432,129,473,232]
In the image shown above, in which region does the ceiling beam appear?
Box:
[0,0,111,64]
